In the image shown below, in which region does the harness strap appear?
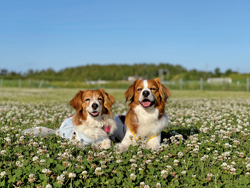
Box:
[128,126,159,142]
[147,133,160,142]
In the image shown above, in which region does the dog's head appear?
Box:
[70,89,115,120]
[125,78,170,116]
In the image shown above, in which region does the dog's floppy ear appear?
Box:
[70,91,84,112]
[125,79,139,102]
[154,78,170,102]
[100,89,115,114]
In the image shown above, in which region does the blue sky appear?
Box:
[0,0,249,73]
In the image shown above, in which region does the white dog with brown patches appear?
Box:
[117,78,170,151]
[64,89,117,149]
[23,89,122,149]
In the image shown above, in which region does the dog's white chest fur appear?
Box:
[73,114,116,140]
[133,105,168,137]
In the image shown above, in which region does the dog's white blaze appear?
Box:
[143,80,148,89]
[139,80,154,103]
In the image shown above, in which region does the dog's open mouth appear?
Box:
[89,111,99,117]
[140,99,155,108]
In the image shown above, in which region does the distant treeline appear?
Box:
[0,63,249,81]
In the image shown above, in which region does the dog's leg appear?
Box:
[117,128,137,152]
[146,134,161,150]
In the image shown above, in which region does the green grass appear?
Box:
[0,87,249,104]
[1,87,250,187]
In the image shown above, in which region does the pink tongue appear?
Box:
[142,101,151,107]
[92,112,98,116]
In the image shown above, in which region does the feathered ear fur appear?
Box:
[70,91,84,112]
[125,79,139,102]
[99,89,115,115]
[154,78,170,102]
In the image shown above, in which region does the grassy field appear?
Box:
[0,87,249,104]
[1,87,250,187]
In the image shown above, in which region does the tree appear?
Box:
[225,69,232,76]
[214,67,221,77]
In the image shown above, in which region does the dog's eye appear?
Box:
[150,88,156,91]
[85,98,90,102]
[98,98,102,101]
[137,88,142,91]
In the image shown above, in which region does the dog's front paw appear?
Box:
[146,142,160,151]
[101,138,111,150]
[116,143,128,152]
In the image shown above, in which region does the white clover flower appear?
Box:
[42,168,51,175]
[161,170,168,178]
[33,142,38,147]
[246,164,250,171]
[0,171,6,178]
[130,158,137,163]
[131,163,137,170]
[231,161,236,167]
[200,155,209,162]
[63,171,68,175]
[28,174,35,183]
[177,152,184,158]
[32,156,39,162]
[19,136,25,141]
[166,165,172,171]
[4,137,11,143]
[221,162,227,169]
[156,183,161,188]
[173,159,179,166]
[82,170,88,179]
[214,150,218,155]
[95,167,103,176]
[57,174,65,184]
[116,159,123,164]
[0,150,6,156]
[163,155,169,161]
[181,170,187,175]
[82,170,88,175]
[230,168,236,175]
[224,143,231,148]
[68,172,76,178]
[45,184,52,188]
[130,173,136,181]
[207,173,214,178]
[140,182,145,188]
[239,152,244,158]
[16,161,23,167]
[40,159,46,165]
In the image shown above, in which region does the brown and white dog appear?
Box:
[63,89,117,149]
[22,89,118,150]
[117,78,170,151]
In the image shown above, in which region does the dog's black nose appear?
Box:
[92,103,98,110]
[142,90,150,97]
